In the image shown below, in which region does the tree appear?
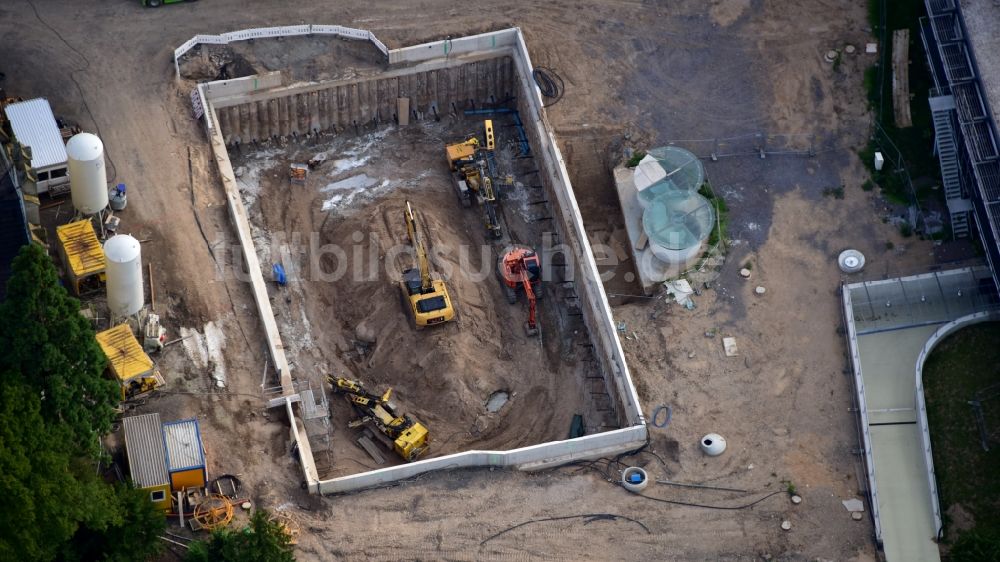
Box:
[0,243,118,457]
[186,510,295,562]
[59,483,166,562]
[0,379,107,561]
[0,244,164,561]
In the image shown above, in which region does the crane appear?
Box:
[400,201,455,328]
[498,245,543,337]
[328,376,429,462]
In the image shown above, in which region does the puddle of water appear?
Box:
[486,391,509,413]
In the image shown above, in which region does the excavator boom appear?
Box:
[404,201,433,293]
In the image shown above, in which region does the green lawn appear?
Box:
[923,322,1000,544]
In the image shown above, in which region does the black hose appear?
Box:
[531,67,565,108]
[481,513,650,545]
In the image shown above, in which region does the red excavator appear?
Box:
[498,245,543,336]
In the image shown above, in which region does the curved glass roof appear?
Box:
[642,190,716,250]
[634,146,705,206]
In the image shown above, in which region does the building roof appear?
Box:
[3,99,68,170]
[162,418,206,472]
[56,220,105,278]
[96,324,154,382]
[962,1,1000,129]
[122,413,169,489]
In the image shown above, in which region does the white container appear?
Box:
[700,433,727,456]
[104,234,144,317]
[66,132,108,215]
[873,151,885,171]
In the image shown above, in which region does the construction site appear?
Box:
[2,0,1000,560]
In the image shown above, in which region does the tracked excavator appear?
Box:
[498,245,544,337]
[445,120,503,238]
[400,201,455,328]
[328,376,430,462]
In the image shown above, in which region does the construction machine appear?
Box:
[498,245,544,336]
[400,201,455,327]
[328,376,429,462]
[445,120,503,238]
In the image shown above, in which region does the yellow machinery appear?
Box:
[96,323,165,401]
[445,120,503,238]
[400,200,455,327]
[329,376,429,462]
[56,220,106,295]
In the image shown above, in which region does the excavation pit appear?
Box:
[189,26,646,493]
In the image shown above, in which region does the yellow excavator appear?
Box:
[400,200,455,327]
[329,376,429,462]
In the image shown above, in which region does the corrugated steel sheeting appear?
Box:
[3,98,68,170]
[162,418,205,471]
[122,413,169,489]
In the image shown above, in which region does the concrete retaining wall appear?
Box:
[213,56,514,145]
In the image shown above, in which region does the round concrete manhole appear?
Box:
[486,391,509,413]
[621,466,649,492]
[838,249,865,273]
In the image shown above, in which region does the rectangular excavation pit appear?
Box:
[192,28,645,493]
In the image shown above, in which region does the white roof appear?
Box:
[3,98,68,170]
[633,154,666,192]
[162,418,205,472]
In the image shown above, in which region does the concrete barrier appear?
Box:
[174,25,388,79]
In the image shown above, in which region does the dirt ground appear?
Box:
[0,0,958,559]
[229,117,609,475]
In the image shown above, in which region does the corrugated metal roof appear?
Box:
[122,413,169,489]
[3,99,68,170]
[162,418,205,472]
[56,220,105,277]
[96,324,154,382]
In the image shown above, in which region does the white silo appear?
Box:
[104,234,144,317]
[66,132,109,215]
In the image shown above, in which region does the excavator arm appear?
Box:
[404,201,433,293]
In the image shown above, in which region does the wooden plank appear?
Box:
[356,435,386,465]
[892,29,912,128]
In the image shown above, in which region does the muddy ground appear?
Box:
[0,0,961,559]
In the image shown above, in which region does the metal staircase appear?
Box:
[931,95,971,238]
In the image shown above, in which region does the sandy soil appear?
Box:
[229,117,607,474]
[0,0,955,559]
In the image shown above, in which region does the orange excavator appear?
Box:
[498,245,543,337]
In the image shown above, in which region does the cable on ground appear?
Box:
[25,0,118,185]
[651,405,672,428]
[480,513,650,545]
[531,67,565,108]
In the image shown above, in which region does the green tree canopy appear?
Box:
[0,378,109,560]
[0,243,118,457]
[186,510,295,562]
[59,482,166,562]
[0,243,164,561]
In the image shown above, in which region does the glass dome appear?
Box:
[642,190,716,251]
[634,146,705,207]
